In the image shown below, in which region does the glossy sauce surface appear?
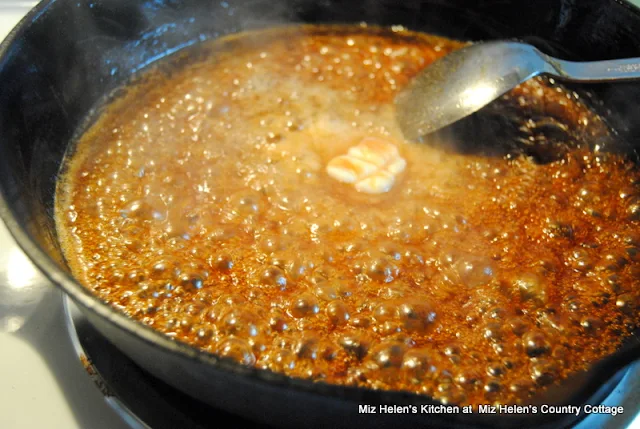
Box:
[55,26,640,406]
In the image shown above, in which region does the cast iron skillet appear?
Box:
[0,1,639,428]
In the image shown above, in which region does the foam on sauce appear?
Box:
[55,25,640,406]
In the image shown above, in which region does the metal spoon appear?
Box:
[395,41,640,141]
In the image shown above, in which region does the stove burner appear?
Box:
[64,297,274,429]
[63,297,640,429]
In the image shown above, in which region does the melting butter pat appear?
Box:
[326,137,406,194]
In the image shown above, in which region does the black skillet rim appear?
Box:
[0,1,638,428]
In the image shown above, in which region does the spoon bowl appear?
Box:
[396,41,640,140]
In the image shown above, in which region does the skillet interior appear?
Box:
[0,0,639,428]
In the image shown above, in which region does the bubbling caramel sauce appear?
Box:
[55,25,640,406]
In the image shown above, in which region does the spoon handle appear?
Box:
[548,56,640,82]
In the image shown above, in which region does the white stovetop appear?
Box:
[0,5,129,429]
[0,3,639,429]
[0,227,131,429]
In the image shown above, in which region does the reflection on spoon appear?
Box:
[395,41,640,140]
